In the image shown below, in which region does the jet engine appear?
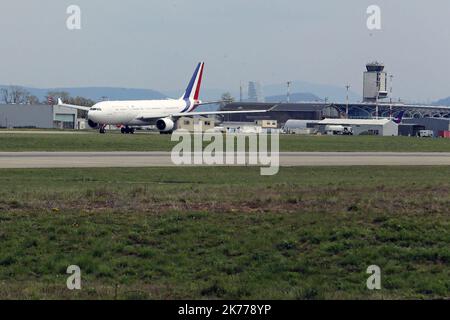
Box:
[88,119,99,129]
[156,118,175,132]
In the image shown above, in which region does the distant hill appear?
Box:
[195,80,361,103]
[263,81,360,103]
[433,97,450,106]
[0,85,167,102]
[0,80,361,105]
[193,92,321,112]
[265,92,321,103]
[164,88,226,102]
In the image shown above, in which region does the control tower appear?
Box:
[363,62,388,102]
[247,81,265,102]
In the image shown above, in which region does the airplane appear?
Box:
[58,62,271,134]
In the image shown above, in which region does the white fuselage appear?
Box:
[88,98,194,126]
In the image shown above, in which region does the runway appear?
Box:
[0,130,90,135]
[1,152,450,168]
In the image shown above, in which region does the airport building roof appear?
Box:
[222,102,336,112]
[318,118,393,125]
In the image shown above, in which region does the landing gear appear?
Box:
[121,126,135,134]
[99,125,107,134]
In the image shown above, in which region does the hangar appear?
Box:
[283,119,321,134]
[398,123,425,137]
[0,104,77,129]
[403,118,450,137]
[317,118,398,136]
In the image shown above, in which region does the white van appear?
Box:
[325,125,353,135]
[418,130,433,138]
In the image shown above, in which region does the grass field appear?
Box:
[0,132,450,152]
[0,166,449,299]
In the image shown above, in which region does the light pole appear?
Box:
[389,75,394,95]
[239,81,243,102]
[286,81,291,103]
[345,85,350,119]
[389,74,394,118]
[389,74,394,103]
[375,91,379,120]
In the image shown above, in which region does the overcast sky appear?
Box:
[0,0,449,101]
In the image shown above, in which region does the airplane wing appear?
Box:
[136,107,275,122]
[170,104,277,117]
[57,98,91,112]
[170,109,272,118]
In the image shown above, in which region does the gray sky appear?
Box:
[0,0,449,101]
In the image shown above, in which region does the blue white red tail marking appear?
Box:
[180,62,205,113]
[393,111,405,124]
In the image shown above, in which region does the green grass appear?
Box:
[0,132,449,152]
[0,166,449,299]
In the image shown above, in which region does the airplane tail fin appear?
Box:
[181,62,204,101]
[393,111,405,124]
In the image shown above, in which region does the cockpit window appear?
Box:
[90,107,102,111]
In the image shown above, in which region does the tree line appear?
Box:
[1,86,95,118]
[1,86,39,105]
[1,86,95,107]
[1,86,236,116]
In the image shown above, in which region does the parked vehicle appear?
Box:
[325,125,353,135]
[418,130,433,138]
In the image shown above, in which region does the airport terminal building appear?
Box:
[0,104,78,129]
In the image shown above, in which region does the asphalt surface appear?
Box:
[0,130,90,135]
[0,152,450,168]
